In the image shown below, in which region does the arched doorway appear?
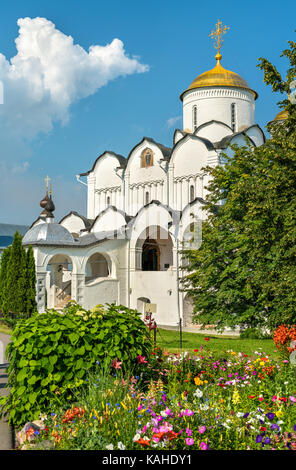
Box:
[85,253,110,282]
[136,226,174,271]
[137,297,151,319]
[142,238,160,271]
[46,254,73,309]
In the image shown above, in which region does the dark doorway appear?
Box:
[142,238,160,271]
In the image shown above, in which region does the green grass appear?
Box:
[156,328,281,361]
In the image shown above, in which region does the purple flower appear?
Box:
[243,413,249,419]
[256,435,263,443]
[264,437,271,445]
[271,424,279,431]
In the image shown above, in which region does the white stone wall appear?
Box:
[182,87,255,134]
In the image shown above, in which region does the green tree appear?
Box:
[182,37,296,331]
[25,245,37,316]
[0,246,12,314]
[5,231,27,315]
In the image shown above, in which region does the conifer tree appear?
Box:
[25,245,37,316]
[5,231,27,315]
[0,245,12,314]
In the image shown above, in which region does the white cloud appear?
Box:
[167,116,181,128]
[0,17,149,140]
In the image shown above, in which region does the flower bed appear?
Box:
[17,343,296,450]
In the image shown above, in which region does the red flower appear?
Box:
[248,395,256,399]
[136,438,150,447]
[194,349,199,352]
[260,427,267,432]
[111,359,122,369]
[204,338,210,341]
[137,355,148,364]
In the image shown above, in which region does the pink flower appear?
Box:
[111,359,122,369]
[200,441,208,450]
[289,396,296,403]
[185,438,194,446]
[272,395,277,402]
[199,425,206,434]
[186,427,192,437]
[137,355,148,364]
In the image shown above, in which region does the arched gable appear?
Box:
[90,206,129,233]
[125,137,171,185]
[194,120,233,142]
[90,152,125,190]
[59,212,92,236]
[244,124,266,147]
[169,134,215,177]
[128,201,178,248]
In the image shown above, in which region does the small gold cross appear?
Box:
[45,175,51,191]
[209,20,230,55]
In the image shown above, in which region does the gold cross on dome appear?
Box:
[209,20,230,56]
[45,175,51,191]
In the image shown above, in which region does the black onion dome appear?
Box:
[40,192,50,209]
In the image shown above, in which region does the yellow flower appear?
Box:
[232,389,240,405]
[194,377,203,386]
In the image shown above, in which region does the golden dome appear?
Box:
[273,108,289,121]
[180,54,258,101]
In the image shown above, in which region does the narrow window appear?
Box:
[145,191,149,205]
[190,185,195,202]
[231,103,236,131]
[193,106,197,131]
[107,196,111,206]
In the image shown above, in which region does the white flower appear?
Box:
[199,404,209,410]
[132,433,141,442]
[193,388,203,398]
[236,412,244,418]
[117,442,126,450]
[106,444,114,450]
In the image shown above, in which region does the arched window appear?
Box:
[107,196,111,206]
[190,185,195,202]
[193,106,197,131]
[231,103,236,131]
[145,191,150,205]
[85,253,110,281]
[141,148,154,168]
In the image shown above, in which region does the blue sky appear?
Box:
[0,0,295,224]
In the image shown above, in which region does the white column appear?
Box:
[72,273,85,306]
[87,175,96,219]
[36,271,47,313]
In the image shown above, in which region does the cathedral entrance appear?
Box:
[46,254,73,309]
[136,226,173,271]
[142,238,160,271]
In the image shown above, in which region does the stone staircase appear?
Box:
[55,294,71,309]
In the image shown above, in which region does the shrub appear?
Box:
[0,302,152,427]
[240,328,271,340]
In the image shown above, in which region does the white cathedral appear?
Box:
[22,25,276,327]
